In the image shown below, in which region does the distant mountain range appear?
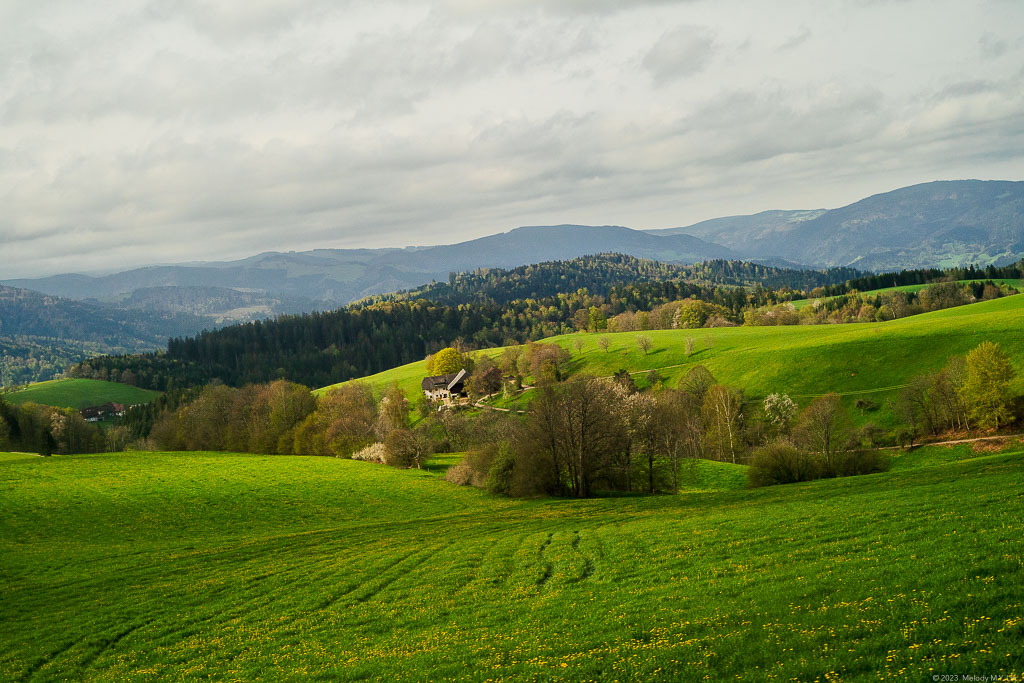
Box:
[649,180,1024,271]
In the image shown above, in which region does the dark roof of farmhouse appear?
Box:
[421,369,467,391]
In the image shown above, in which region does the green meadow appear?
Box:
[2,378,160,411]
[788,278,1024,309]
[1,446,1022,681]
[321,294,1024,428]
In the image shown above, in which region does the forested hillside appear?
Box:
[0,285,211,386]
[364,255,860,307]
[0,285,202,345]
[70,255,1014,391]
[0,337,113,387]
[72,256,858,390]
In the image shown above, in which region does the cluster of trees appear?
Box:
[144,375,505,471]
[607,299,737,332]
[149,380,318,454]
[0,398,107,456]
[445,340,1020,496]
[444,367,894,497]
[895,341,1018,441]
[745,281,1009,326]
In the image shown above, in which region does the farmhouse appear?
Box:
[79,402,126,422]
[421,368,468,404]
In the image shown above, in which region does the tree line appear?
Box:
[818,261,1024,298]
[0,398,106,456]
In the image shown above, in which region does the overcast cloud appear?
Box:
[1,0,1023,278]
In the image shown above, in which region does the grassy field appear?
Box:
[1,378,161,410]
[1,446,1022,681]
[788,278,1024,309]
[320,294,1024,429]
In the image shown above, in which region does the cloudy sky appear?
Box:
[2,0,1023,278]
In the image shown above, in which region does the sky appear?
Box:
[2,0,1023,278]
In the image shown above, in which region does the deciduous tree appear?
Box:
[635,335,653,356]
[763,393,797,431]
[431,347,463,375]
[960,341,1016,430]
[702,385,743,464]
[794,393,851,469]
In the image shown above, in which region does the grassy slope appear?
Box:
[2,378,161,410]
[1,449,1022,681]
[320,295,1024,428]
[789,278,1024,309]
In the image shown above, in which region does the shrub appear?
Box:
[443,461,475,486]
[830,450,891,477]
[351,442,389,464]
[484,444,516,495]
[384,428,434,469]
[853,422,884,448]
[747,441,822,487]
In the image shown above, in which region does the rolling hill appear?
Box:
[1,446,1021,680]
[0,285,200,347]
[322,294,1024,430]
[2,378,161,411]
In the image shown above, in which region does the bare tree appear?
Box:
[793,393,851,469]
[598,337,611,353]
[524,377,627,497]
[896,374,943,436]
[573,338,585,356]
[679,365,716,403]
[385,428,434,469]
[701,385,744,464]
[935,356,969,431]
[649,390,702,492]
[636,335,654,356]
[685,337,696,357]
[621,391,656,493]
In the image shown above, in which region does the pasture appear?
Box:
[2,446,1022,680]
[2,378,160,411]
[787,278,1024,309]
